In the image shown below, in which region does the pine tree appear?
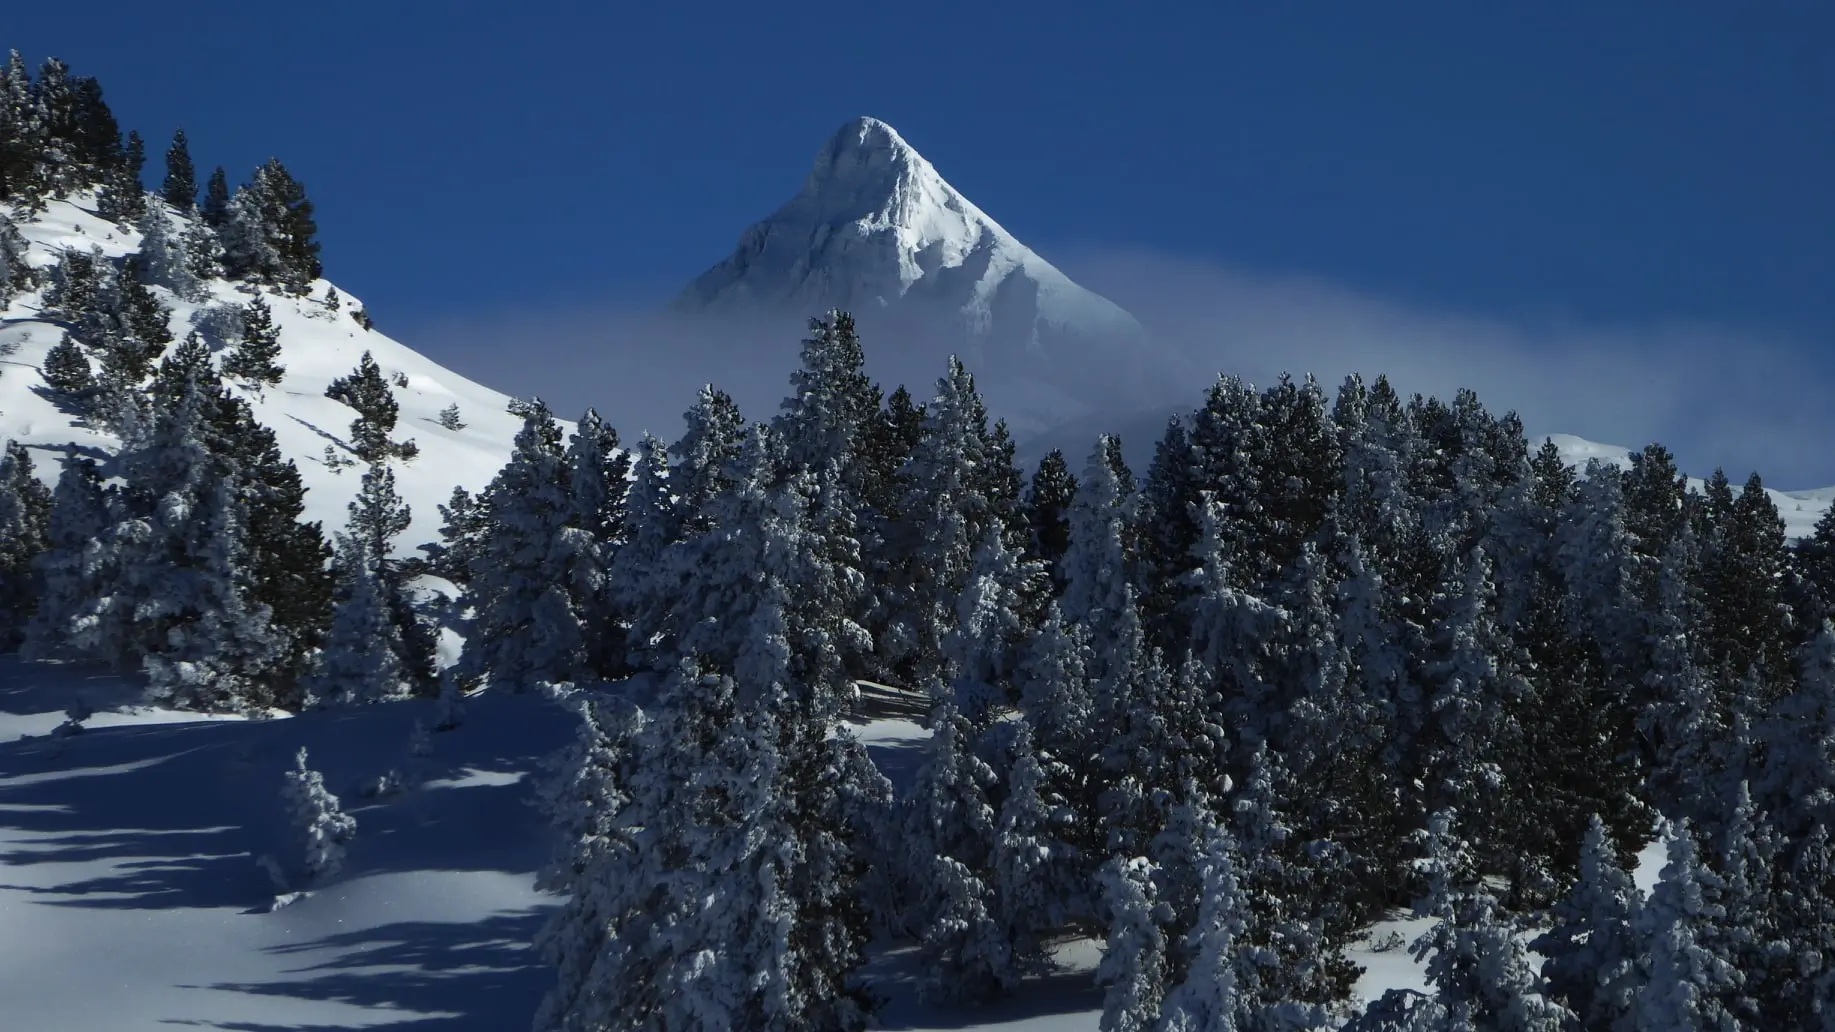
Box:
[22,453,112,662]
[907,694,1007,1000]
[280,747,357,886]
[993,720,1082,977]
[221,158,321,292]
[346,461,411,571]
[669,384,744,535]
[220,294,284,385]
[133,204,205,301]
[1061,435,1136,667]
[0,212,32,307]
[1097,855,1169,1032]
[1533,815,1644,1030]
[201,166,229,227]
[421,484,489,585]
[303,534,406,707]
[1023,448,1077,584]
[39,334,94,400]
[458,400,584,691]
[562,408,630,680]
[607,433,679,671]
[95,128,145,223]
[437,403,464,430]
[0,441,52,646]
[161,128,195,210]
[1635,821,1743,1032]
[1158,815,1249,1032]
[325,351,407,461]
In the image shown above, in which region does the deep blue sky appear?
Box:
[8,3,1835,478]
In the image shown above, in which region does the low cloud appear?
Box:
[1062,248,1833,489]
[392,251,1835,489]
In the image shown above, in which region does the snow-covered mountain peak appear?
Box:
[676,118,1177,434]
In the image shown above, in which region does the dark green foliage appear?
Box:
[325,351,410,461]
[220,295,284,385]
[161,128,195,210]
[0,441,53,647]
[39,334,94,399]
[201,166,229,226]
[421,484,489,585]
[1022,449,1076,582]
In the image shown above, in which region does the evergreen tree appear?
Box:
[161,128,195,210]
[907,694,1006,1000]
[608,433,680,671]
[220,294,284,385]
[421,484,489,585]
[221,158,320,292]
[563,408,630,680]
[201,166,229,227]
[39,333,94,402]
[1157,815,1248,1032]
[1062,435,1136,667]
[458,400,585,691]
[1533,815,1644,1031]
[280,746,356,886]
[1097,855,1169,1032]
[669,384,744,535]
[133,204,204,301]
[22,453,112,661]
[437,403,464,430]
[346,461,411,571]
[0,441,52,646]
[993,720,1083,979]
[0,212,32,307]
[95,128,144,223]
[1023,448,1077,583]
[303,534,406,707]
[324,351,409,461]
[1635,821,1743,1032]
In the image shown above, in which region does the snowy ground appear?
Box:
[0,195,539,559]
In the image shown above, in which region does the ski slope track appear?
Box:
[0,194,541,562]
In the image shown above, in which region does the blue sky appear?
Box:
[8,3,1835,481]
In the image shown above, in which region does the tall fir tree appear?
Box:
[0,441,53,647]
[303,534,406,707]
[22,452,112,662]
[220,294,284,385]
[161,128,195,210]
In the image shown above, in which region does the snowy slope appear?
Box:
[1547,433,1832,540]
[0,194,535,559]
[676,117,1189,435]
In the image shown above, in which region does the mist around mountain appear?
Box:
[7,50,1835,1032]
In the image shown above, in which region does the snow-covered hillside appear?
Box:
[0,194,532,557]
[676,117,1190,434]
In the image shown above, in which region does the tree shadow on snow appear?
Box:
[171,910,551,1032]
[863,943,1104,1031]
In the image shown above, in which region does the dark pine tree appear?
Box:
[40,333,95,401]
[1022,449,1077,589]
[325,351,404,462]
[201,166,230,227]
[221,295,284,385]
[161,128,195,210]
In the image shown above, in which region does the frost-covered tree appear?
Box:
[906,693,1007,1000]
[1097,855,1169,1032]
[0,211,32,307]
[669,384,744,535]
[945,526,1044,718]
[220,294,283,385]
[39,333,94,401]
[437,402,463,430]
[420,483,489,585]
[0,441,52,646]
[993,720,1082,977]
[1532,816,1644,1031]
[1635,821,1743,1032]
[1158,816,1248,1032]
[458,400,585,690]
[1023,448,1077,582]
[562,407,629,680]
[133,203,204,302]
[280,747,356,885]
[22,453,112,661]
[221,158,320,293]
[302,534,406,707]
[1408,811,1573,1032]
[1062,435,1136,663]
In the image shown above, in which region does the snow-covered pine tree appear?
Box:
[1408,811,1573,1032]
[1016,602,1095,779]
[1634,820,1743,1032]
[1532,815,1644,1031]
[884,357,1008,687]
[280,746,356,886]
[1097,855,1170,1032]
[22,453,113,661]
[0,211,32,307]
[302,534,406,707]
[0,441,52,646]
[993,719,1083,978]
[436,402,464,430]
[133,202,205,302]
[107,365,286,710]
[1062,434,1137,667]
[605,433,678,670]
[906,691,1008,1000]
[1157,814,1250,1032]
[220,294,283,386]
[562,407,630,680]
[458,399,584,691]
[1185,495,1286,752]
[39,333,95,402]
[944,526,1044,719]
[669,384,744,536]
[773,311,879,679]
[220,158,320,293]
[161,128,195,210]
[420,484,489,585]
